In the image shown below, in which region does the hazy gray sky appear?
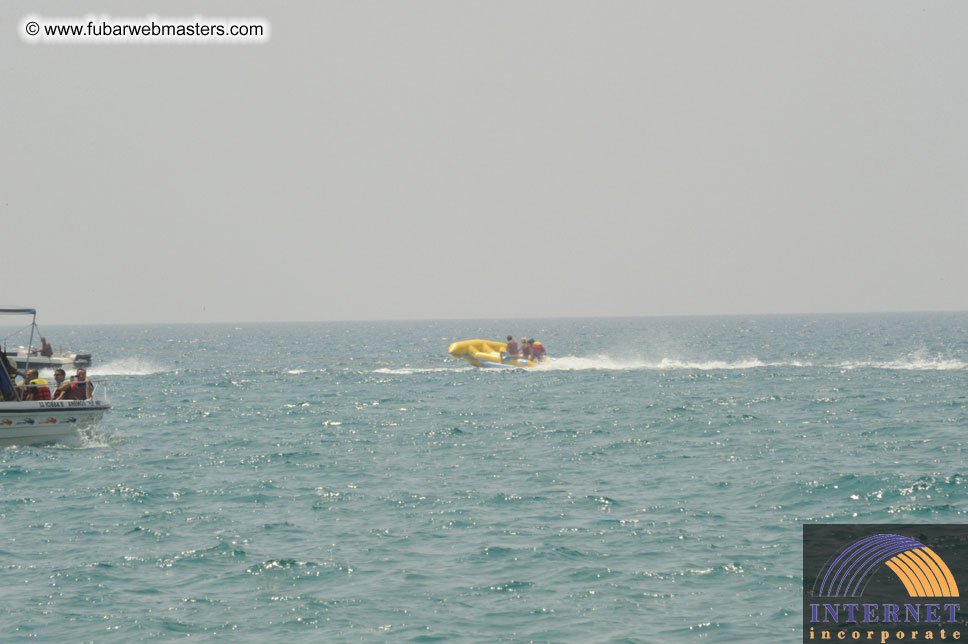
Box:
[3,2,966,324]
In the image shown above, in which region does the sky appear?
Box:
[2,2,966,324]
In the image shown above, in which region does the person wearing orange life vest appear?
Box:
[56,368,93,401]
[520,338,533,360]
[505,336,519,356]
[502,335,519,360]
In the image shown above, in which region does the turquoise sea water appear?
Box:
[2,313,968,642]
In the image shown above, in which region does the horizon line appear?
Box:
[4,308,967,327]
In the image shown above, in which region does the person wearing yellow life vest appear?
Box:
[22,369,52,401]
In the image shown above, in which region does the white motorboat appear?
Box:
[0,399,110,447]
[4,346,92,371]
[1,307,110,446]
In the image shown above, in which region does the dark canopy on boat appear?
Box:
[0,308,37,315]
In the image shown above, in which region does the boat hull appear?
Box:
[0,399,110,447]
[448,339,542,368]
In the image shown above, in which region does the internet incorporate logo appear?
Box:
[817,534,959,599]
[803,525,967,644]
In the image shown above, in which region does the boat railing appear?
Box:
[4,378,108,402]
[52,379,107,402]
[90,379,108,402]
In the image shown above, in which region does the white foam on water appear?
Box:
[373,367,472,375]
[46,427,118,450]
[834,347,968,371]
[87,358,166,376]
[367,354,966,374]
[534,355,813,371]
[530,355,967,372]
[836,358,968,371]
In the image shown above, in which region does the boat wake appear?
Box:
[373,366,473,375]
[88,358,165,376]
[370,354,967,374]
[835,358,968,371]
[531,355,968,372]
[38,427,120,450]
[532,356,810,371]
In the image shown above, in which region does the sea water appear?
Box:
[1,313,967,643]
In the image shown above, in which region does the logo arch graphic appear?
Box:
[817,533,959,598]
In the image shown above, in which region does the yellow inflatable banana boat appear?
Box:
[448,339,547,368]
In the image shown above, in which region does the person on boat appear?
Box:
[501,335,519,360]
[531,340,547,361]
[22,369,51,401]
[30,337,54,358]
[521,338,533,360]
[52,368,69,398]
[56,368,93,401]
